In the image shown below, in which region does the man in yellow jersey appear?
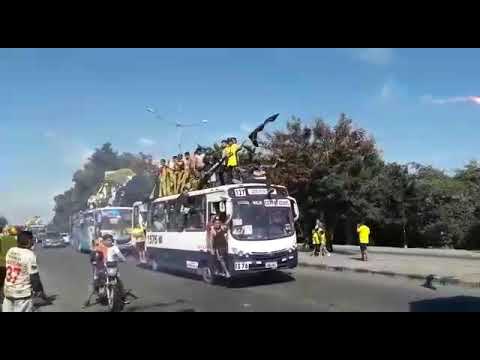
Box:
[225,137,241,184]
[218,139,229,185]
[357,222,371,261]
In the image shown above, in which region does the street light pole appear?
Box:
[146,106,208,155]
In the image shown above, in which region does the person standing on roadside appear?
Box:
[311,220,322,256]
[357,222,371,261]
[3,231,47,312]
[311,227,320,257]
[311,220,329,257]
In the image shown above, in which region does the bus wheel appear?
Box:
[202,265,216,285]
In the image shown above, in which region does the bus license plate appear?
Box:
[234,262,250,271]
[265,262,278,269]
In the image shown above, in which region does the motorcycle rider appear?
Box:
[101,234,129,304]
[83,236,106,308]
[83,234,129,308]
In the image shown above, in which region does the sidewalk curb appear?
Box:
[298,248,480,261]
[298,261,480,289]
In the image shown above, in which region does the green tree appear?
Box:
[265,114,383,245]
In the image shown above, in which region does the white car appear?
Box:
[43,232,66,248]
[61,233,70,244]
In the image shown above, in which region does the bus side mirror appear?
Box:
[288,197,300,222]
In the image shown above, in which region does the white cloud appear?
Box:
[421,95,480,105]
[138,137,156,147]
[352,48,393,65]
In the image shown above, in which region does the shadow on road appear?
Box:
[136,262,295,289]
[410,296,480,312]
[125,299,195,312]
[350,257,366,262]
[227,271,296,289]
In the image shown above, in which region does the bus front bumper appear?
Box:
[227,251,298,275]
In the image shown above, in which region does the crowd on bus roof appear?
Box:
[154,137,243,188]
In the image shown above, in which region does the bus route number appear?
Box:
[147,234,163,245]
[234,188,246,197]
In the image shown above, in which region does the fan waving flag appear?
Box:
[248,113,280,147]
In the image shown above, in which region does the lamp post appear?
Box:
[146,106,208,153]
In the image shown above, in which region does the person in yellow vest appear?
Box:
[311,221,322,257]
[311,221,329,257]
[311,228,319,257]
[357,222,371,261]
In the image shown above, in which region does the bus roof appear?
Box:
[152,183,287,204]
[97,207,132,211]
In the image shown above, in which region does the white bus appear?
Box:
[71,207,134,253]
[145,183,300,284]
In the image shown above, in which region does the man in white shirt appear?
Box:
[3,231,47,312]
[102,234,128,304]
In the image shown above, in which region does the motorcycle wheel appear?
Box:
[108,285,124,312]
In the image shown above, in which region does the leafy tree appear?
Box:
[264,114,383,244]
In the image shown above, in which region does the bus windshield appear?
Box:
[46,232,61,239]
[230,198,294,241]
[100,209,132,230]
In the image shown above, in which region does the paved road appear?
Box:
[31,247,480,312]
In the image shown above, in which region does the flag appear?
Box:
[248,113,279,147]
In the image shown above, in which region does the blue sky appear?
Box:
[1,48,479,223]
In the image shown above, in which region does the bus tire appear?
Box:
[202,265,216,285]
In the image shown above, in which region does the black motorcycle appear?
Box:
[97,261,124,312]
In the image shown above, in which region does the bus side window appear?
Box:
[152,203,167,232]
[185,196,206,232]
[208,202,226,223]
[166,200,183,232]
